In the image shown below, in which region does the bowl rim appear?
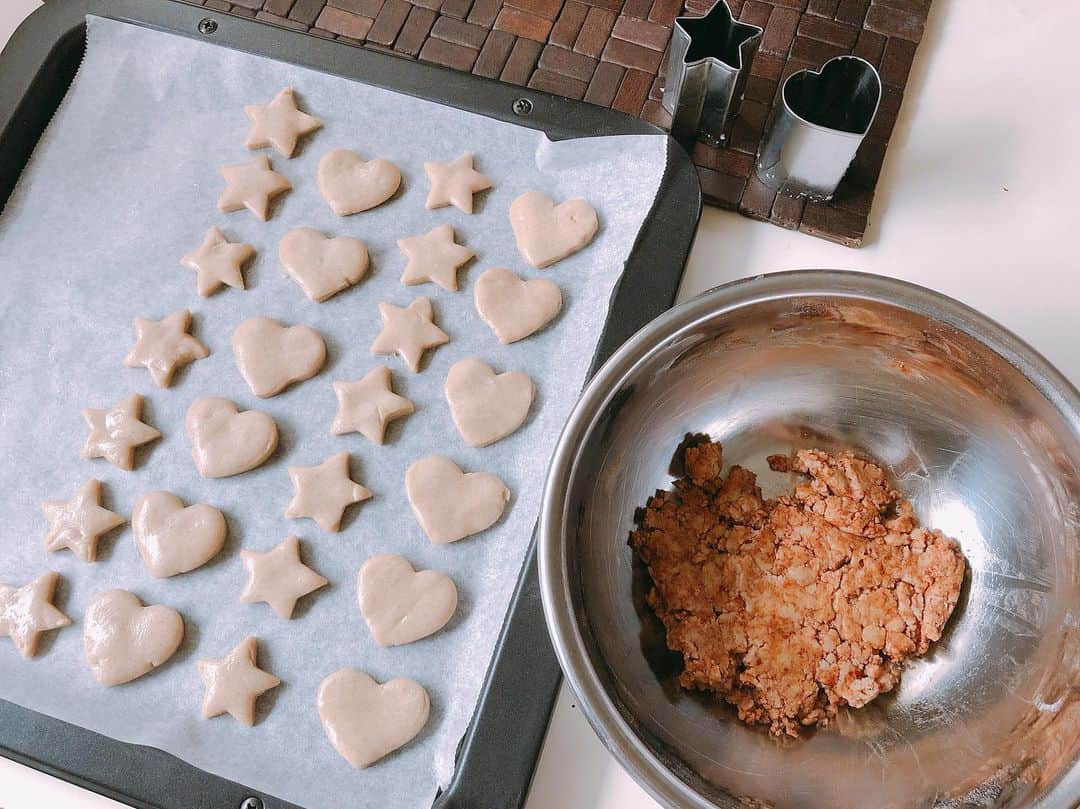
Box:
[537,269,1080,809]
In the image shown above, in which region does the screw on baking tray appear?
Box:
[198,18,219,35]
[239,798,263,809]
[512,98,533,116]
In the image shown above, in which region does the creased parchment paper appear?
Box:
[0,15,667,809]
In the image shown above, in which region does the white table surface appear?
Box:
[1,1,1076,807]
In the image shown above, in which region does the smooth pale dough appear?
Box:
[196,636,281,726]
[124,310,209,387]
[285,451,372,532]
[187,397,279,479]
[132,491,226,579]
[423,153,492,214]
[445,358,534,447]
[317,668,429,769]
[180,227,255,297]
[317,149,400,216]
[81,393,161,471]
[244,87,322,158]
[405,455,509,544]
[218,154,291,221]
[240,535,328,619]
[358,554,457,647]
[331,366,414,445]
[42,479,125,562]
[474,267,562,344]
[232,316,327,398]
[83,589,184,687]
[279,227,368,302]
[509,190,599,268]
[370,298,449,373]
[397,224,474,291]
[0,571,71,658]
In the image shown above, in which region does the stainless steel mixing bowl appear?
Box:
[539,271,1079,809]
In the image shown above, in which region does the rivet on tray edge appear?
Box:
[198,18,219,35]
[512,98,533,116]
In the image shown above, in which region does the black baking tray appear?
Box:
[0,2,701,807]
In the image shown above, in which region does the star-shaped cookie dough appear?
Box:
[331,366,414,445]
[0,571,71,657]
[424,153,492,214]
[244,88,322,158]
[196,636,281,726]
[81,394,161,471]
[42,479,125,562]
[285,452,372,532]
[397,225,475,291]
[370,297,449,372]
[181,227,255,297]
[240,536,327,619]
[124,310,210,387]
[218,154,291,221]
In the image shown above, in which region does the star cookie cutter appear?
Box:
[756,55,882,201]
[662,0,763,146]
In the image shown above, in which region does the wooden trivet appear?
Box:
[185,0,931,246]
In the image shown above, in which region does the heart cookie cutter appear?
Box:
[756,55,882,201]
[661,0,763,146]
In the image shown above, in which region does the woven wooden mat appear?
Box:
[185,0,931,246]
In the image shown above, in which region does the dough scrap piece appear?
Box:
[42,479,125,562]
[317,668,429,769]
[83,589,184,687]
[445,358,534,447]
[279,227,368,302]
[397,224,474,292]
[180,227,255,297]
[218,154,291,220]
[509,190,599,268]
[358,554,457,647]
[331,366,414,445]
[0,571,72,658]
[317,149,400,216]
[474,267,562,344]
[405,455,509,544]
[232,316,327,398]
[370,297,449,373]
[423,153,492,214]
[197,636,281,726]
[132,491,226,578]
[124,310,209,387]
[240,535,327,619]
[244,88,322,158]
[186,397,279,479]
[285,452,372,532]
[81,394,161,471]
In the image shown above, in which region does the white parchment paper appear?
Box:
[0,15,666,809]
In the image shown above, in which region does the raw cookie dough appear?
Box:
[42,479,125,562]
[423,153,492,214]
[196,636,281,726]
[397,224,475,291]
[0,571,71,658]
[83,589,184,687]
[279,227,368,302]
[132,491,227,578]
[186,397,279,479]
[445,358,534,447]
[240,535,328,619]
[509,190,599,268]
[180,227,255,297]
[405,455,509,544]
[232,316,327,398]
[358,554,457,647]
[244,87,322,158]
[370,298,449,373]
[474,267,562,344]
[81,394,161,471]
[218,154,291,221]
[285,451,372,532]
[317,668,430,769]
[124,309,209,387]
[331,366,414,445]
[317,149,400,216]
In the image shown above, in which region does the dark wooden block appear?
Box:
[328,0,385,17]
[550,0,589,46]
[575,6,617,55]
[698,166,747,208]
[494,6,555,39]
[287,0,326,23]
[806,0,838,17]
[739,174,778,220]
[441,0,474,18]
[264,0,296,16]
[203,0,231,11]
[395,5,438,53]
[412,0,445,12]
[366,0,410,42]
[473,28,516,75]
[420,35,480,67]
[796,14,857,46]
[851,26,885,63]
[834,0,868,25]
[601,37,664,71]
[529,67,589,97]
[612,67,651,114]
[770,191,806,229]
[761,6,800,55]
[505,0,564,20]
[879,34,916,87]
[467,0,503,25]
[230,0,263,10]
[500,35,544,82]
[799,200,866,247]
[864,2,923,41]
[257,9,310,28]
[315,4,373,35]
[612,15,670,50]
[641,98,671,127]
[539,43,599,80]
[621,0,653,17]
[789,33,846,63]
[648,0,682,25]
[583,59,625,105]
[739,0,772,28]
[432,15,490,46]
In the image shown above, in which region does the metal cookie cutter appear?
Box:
[756,55,882,201]
[662,0,763,146]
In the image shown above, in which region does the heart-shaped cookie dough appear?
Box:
[445,358,534,447]
[187,397,279,479]
[132,491,227,578]
[83,589,184,686]
[358,554,457,646]
[405,455,509,544]
[474,267,562,344]
[232,316,327,398]
[279,227,369,302]
[509,191,599,268]
[317,149,401,216]
[317,668,429,769]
